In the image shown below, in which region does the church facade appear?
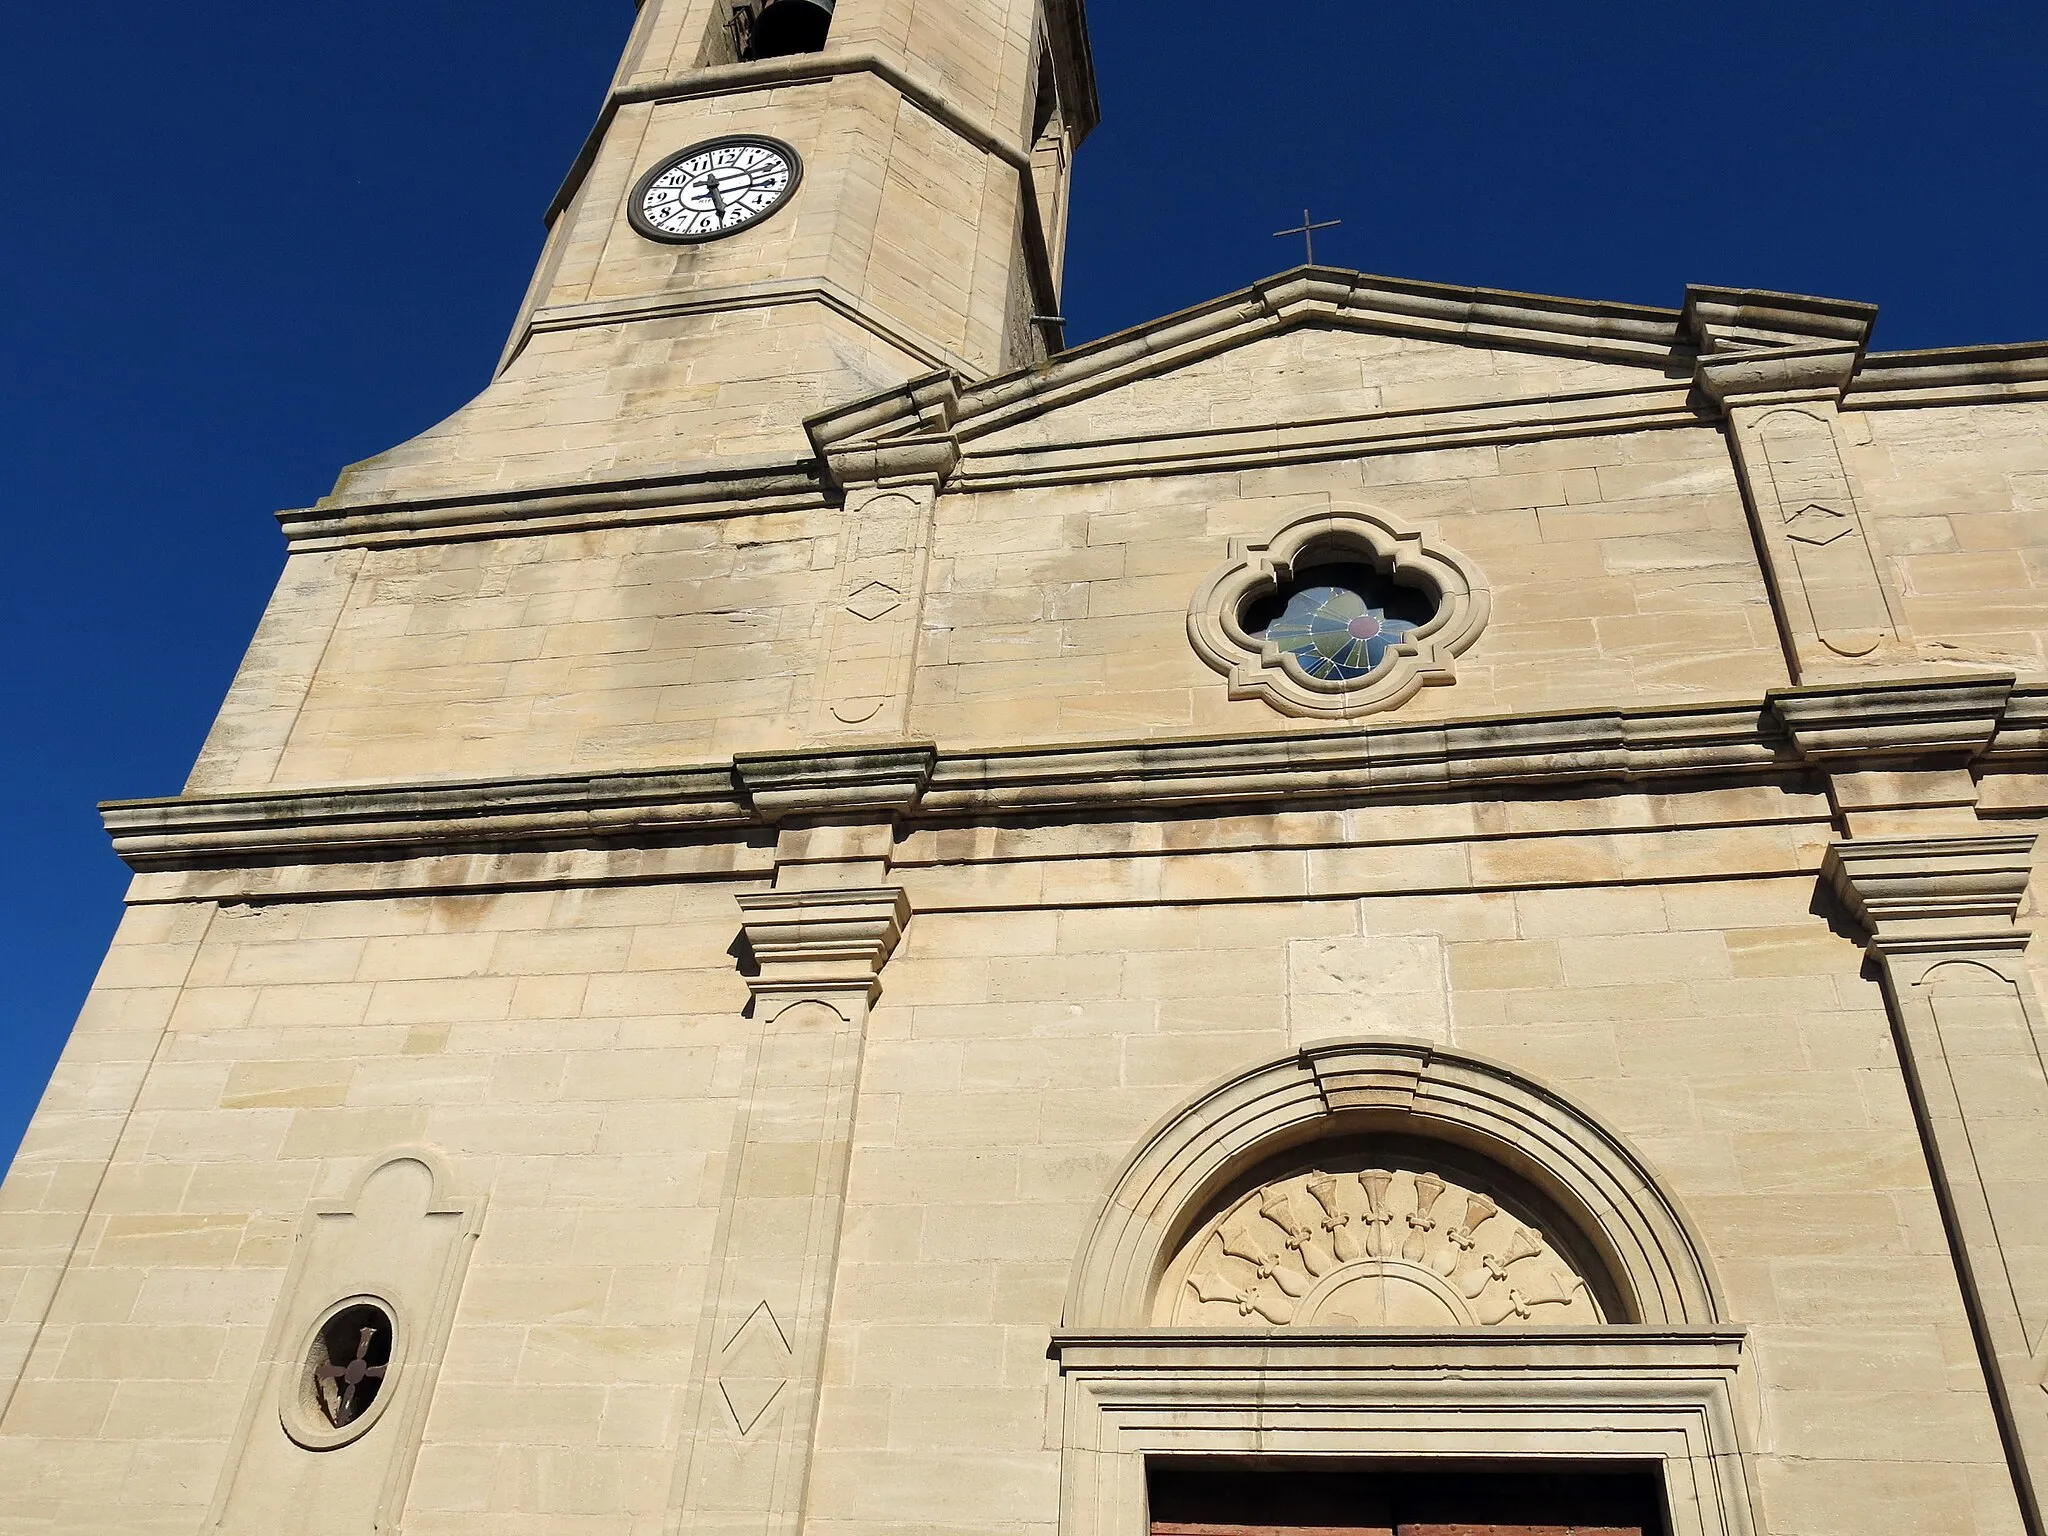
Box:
[6,2,2048,1533]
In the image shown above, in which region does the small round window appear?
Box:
[311,1303,392,1427]
[1241,561,1437,682]
[283,1297,401,1449]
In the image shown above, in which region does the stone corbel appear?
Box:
[735,885,912,1007]
[1682,284,1876,358]
[818,435,959,492]
[1771,674,2014,761]
[1827,831,2048,1534]
[1822,833,2034,957]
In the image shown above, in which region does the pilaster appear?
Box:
[803,418,958,741]
[1690,287,1911,680]
[668,749,923,1536]
[1825,832,2048,1534]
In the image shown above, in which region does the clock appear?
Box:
[628,136,802,244]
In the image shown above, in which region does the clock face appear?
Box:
[629,136,802,244]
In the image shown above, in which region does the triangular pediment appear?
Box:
[808,267,1878,489]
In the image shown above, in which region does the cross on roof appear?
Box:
[1273,208,1341,266]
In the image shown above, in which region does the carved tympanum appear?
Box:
[1166,1165,1601,1328]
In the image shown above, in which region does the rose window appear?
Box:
[1242,562,1436,684]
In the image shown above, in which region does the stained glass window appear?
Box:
[1244,562,1435,683]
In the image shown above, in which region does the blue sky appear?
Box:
[4,1,2046,1164]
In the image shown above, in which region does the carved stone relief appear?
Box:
[1161,1163,1601,1328]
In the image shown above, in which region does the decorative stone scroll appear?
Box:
[1188,508,1489,719]
[1164,1164,1600,1328]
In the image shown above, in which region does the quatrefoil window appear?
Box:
[1188,508,1490,718]
[1242,561,1438,683]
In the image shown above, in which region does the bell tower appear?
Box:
[325,0,1096,511]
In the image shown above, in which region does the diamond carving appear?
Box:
[1783,502,1855,547]
[716,1301,793,1436]
[846,580,902,622]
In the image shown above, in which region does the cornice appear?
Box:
[101,766,751,869]
[507,276,972,381]
[283,458,827,551]
[805,267,1698,476]
[1844,339,2048,410]
[1681,285,1876,355]
[101,681,2048,876]
[1050,1326,1748,1368]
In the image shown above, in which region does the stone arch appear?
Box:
[1062,1038,1721,1328]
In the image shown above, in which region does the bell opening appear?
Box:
[744,0,833,59]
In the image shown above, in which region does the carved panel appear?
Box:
[1162,1165,1601,1328]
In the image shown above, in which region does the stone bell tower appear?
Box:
[325,0,1097,513]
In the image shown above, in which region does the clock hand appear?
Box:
[702,173,728,218]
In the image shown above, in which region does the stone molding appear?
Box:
[1823,833,2037,957]
[507,276,969,383]
[284,459,826,551]
[1186,507,1491,718]
[1061,1038,1722,1332]
[1681,284,1876,354]
[102,679,2048,877]
[735,886,911,1005]
[1695,344,1862,408]
[1771,672,2015,759]
[733,745,937,822]
[1846,338,2048,408]
[1050,1329,1757,1536]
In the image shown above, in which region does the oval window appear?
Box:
[310,1303,393,1427]
[283,1296,402,1449]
